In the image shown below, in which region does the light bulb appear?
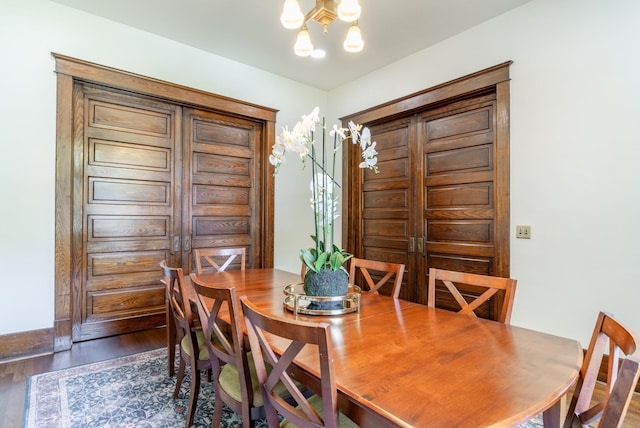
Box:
[343,23,364,53]
[294,28,314,56]
[280,0,304,29]
[337,0,361,22]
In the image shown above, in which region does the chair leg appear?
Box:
[185,368,201,428]
[212,381,223,428]
[242,408,255,428]
[263,400,279,428]
[173,359,186,399]
[167,316,176,377]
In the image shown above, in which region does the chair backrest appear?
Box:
[240,296,341,428]
[564,311,640,428]
[189,273,255,415]
[160,260,197,347]
[348,257,405,299]
[427,268,517,324]
[194,247,246,274]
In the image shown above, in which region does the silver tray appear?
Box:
[283,283,361,315]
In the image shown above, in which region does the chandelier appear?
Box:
[280,0,364,57]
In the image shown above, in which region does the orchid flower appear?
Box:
[270,107,379,272]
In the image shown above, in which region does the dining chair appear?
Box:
[190,273,274,427]
[348,257,405,299]
[240,296,359,428]
[427,268,517,324]
[194,247,246,274]
[563,311,640,428]
[160,260,211,428]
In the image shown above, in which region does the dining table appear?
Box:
[193,268,582,428]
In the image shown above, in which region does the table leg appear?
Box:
[542,395,567,428]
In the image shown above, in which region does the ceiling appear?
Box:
[51,0,531,91]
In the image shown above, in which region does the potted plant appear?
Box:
[270,107,378,308]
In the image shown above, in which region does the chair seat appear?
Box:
[181,331,210,361]
[280,394,359,428]
[219,352,290,408]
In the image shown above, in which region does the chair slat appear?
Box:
[428,268,517,324]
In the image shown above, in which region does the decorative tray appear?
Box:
[283,283,361,316]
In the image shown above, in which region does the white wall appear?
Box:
[331,0,640,344]
[2,0,638,347]
[0,0,324,335]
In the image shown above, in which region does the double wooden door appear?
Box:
[72,83,267,341]
[343,63,511,319]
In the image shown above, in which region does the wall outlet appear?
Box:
[516,225,531,239]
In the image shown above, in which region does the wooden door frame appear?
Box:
[53,54,276,351]
[341,61,512,279]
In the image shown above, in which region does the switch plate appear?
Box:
[516,225,531,239]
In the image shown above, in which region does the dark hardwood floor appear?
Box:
[1,327,639,427]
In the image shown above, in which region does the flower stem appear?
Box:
[311,130,320,256]
[330,126,338,254]
[322,118,328,256]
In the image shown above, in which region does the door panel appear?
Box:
[357,117,414,300]
[76,84,179,341]
[183,108,261,272]
[73,85,268,341]
[421,97,504,316]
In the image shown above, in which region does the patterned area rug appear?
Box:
[23,348,268,428]
[24,347,544,427]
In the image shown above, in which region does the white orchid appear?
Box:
[330,124,347,141]
[270,107,379,273]
[359,127,371,150]
[347,121,361,142]
[309,172,340,220]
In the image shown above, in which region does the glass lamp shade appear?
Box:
[281,0,304,29]
[343,23,364,52]
[337,0,361,22]
[294,28,314,56]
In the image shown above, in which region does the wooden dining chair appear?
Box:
[240,296,359,428]
[160,261,211,428]
[563,311,640,428]
[427,268,517,324]
[190,272,275,428]
[348,257,405,299]
[194,247,246,274]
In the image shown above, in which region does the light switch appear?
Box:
[516,225,531,239]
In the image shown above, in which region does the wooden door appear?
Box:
[342,63,511,315]
[419,94,506,317]
[75,83,180,341]
[55,54,276,349]
[72,88,269,341]
[182,108,263,272]
[357,117,415,300]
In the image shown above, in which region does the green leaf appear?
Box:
[300,248,319,273]
[328,252,345,270]
[314,251,329,271]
